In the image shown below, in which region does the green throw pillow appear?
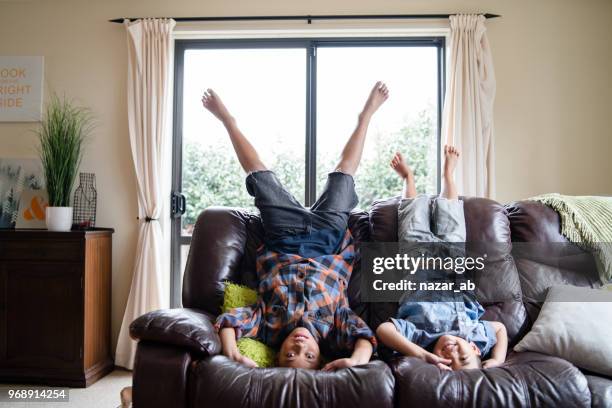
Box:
[222,282,276,367]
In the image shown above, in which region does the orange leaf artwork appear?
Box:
[23,195,48,220]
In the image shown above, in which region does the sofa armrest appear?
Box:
[130,308,222,356]
[133,341,191,408]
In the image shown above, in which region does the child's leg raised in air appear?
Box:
[440,145,460,200]
[202,89,267,173]
[390,151,435,243]
[310,82,389,232]
[334,81,389,175]
[390,152,417,199]
[434,145,465,242]
[202,89,308,243]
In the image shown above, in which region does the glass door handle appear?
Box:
[171,191,186,218]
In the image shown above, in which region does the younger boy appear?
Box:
[376,147,508,370]
[204,82,389,370]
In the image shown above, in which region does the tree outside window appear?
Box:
[182,107,436,234]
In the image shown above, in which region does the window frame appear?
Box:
[171,36,446,306]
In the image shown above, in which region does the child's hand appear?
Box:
[219,328,258,368]
[424,352,452,368]
[322,357,358,371]
[235,353,258,368]
[482,358,503,369]
[225,349,258,368]
[323,338,373,371]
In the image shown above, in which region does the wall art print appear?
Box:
[0,158,45,228]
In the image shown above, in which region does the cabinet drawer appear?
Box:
[0,240,82,262]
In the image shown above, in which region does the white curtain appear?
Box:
[115,18,175,370]
[442,14,496,198]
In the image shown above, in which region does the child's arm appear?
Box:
[377,322,452,369]
[219,327,258,367]
[322,338,373,371]
[482,321,507,369]
[351,338,374,364]
[323,307,377,371]
[216,304,263,368]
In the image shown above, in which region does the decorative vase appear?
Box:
[72,173,97,229]
[46,206,73,231]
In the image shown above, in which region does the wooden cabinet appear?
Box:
[0,229,114,387]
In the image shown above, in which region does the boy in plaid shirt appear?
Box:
[203,82,389,370]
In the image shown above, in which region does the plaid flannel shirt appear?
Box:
[215,229,376,355]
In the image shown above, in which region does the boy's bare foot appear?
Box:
[390,152,413,180]
[390,152,417,199]
[360,81,389,120]
[441,144,460,199]
[443,145,460,179]
[201,88,234,125]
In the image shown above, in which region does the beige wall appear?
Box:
[1,0,611,353]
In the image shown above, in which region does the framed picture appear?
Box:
[15,188,48,229]
[0,56,44,122]
[0,158,45,228]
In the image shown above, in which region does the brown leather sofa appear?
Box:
[129,197,611,407]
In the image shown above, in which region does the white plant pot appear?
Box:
[46,207,73,231]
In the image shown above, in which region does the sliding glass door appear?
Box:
[171,37,444,306]
[316,45,440,207]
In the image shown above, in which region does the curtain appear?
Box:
[115,18,175,370]
[442,14,496,198]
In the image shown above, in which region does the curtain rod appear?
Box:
[109,13,500,24]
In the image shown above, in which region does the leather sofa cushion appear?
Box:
[370,196,512,243]
[368,196,528,344]
[346,211,371,321]
[585,374,612,408]
[506,200,566,243]
[506,201,600,323]
[389,351,591,408]
[182,207,251,314]
[188,356,395,408]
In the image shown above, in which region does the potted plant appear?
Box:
[36,94,91,231]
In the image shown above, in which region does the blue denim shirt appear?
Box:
[390,290,497,357]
